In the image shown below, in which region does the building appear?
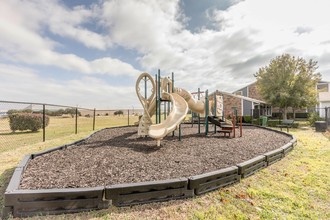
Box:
[231,82,272,117]
[231,80,330,118]
[317,81,330,117]
[208,89,269,117]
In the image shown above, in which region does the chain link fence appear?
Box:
[0,101,142,153]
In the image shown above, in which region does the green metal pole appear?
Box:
[155,74,158,124]
[128,109,130,126]
[179,124,182,141]
[93,108,96,130]
[167,82,170,116]
[198,88,201,134]
[43,104,46,142]
[164,101,166,120]
[205,90,209,135]
[75,108,78,134]
[214,92,217,133]
[172,72,175,137]
[158,69,161,123]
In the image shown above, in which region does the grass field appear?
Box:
[0,115,139,153]
[0,123,329,219]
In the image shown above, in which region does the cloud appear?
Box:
[0,0,140,77]
[0,63,140,109]
[0,0,111,50]
[1,0,330,109]
[97,0,330,93]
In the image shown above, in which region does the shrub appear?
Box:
[242,116,252,123]
[9,113,49,132]
[7,109,33,115]
[308,112,323,126]
[267,119,281,127]
[295,112,308,118]
[114,110,124,116]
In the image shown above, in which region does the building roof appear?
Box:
[209,90,266,104]
[231,81,256,94]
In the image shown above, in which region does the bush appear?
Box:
[267,119,281,127]
[114,110,124,116]
[308,112,323,126]
[242,116,252,123]
[9,113,49,132]
[7,109,33,115]
[295,112,308,118]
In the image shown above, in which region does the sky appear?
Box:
[1,0,330,109]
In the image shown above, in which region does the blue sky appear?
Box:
[0,0,329,109]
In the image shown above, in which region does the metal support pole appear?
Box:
[205,90,209,135]
[75,108,78,134]
[158,69,161,123]
[167,82,170,116]
[179,124,182,141]
[172,72,175,137]
[240,115,243,137]
[155,74,158,124]
[214,93,217,133]
[198,88,201,134]
[232,113,235,138]
[128,109,130,126]
[93,108,96,130]
[43,104,46,142]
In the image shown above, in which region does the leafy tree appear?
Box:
[114,110,124,116]
[255,54,321,119]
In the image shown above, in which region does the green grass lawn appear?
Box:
[0,115,139,153]
[1,124,329,219]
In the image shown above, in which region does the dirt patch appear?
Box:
[19,125,291,189]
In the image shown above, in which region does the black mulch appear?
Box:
[19,125,291,189]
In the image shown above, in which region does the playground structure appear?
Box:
[136,71,242,146]
[136,72,204,146]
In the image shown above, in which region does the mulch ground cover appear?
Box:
[20,125,291,189]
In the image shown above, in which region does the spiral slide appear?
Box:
[136,72,205,145]
[148,92,188,146]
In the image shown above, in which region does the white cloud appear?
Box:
[0,63,139,109]
[0,0,140,77]
[97,0,330,92]
[1,0,330,109]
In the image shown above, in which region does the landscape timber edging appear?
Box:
[2,125,297,219]
[105,178,193,206]
[188,166,240,195]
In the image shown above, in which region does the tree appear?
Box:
[255,54,321,119]
[114,110,124,116]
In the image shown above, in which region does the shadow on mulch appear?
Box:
[80,128,233,154]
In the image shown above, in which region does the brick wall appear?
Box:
[248,82,264,101]
[214,91,242,117]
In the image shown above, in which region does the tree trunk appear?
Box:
[293,108,296,119]
[283,107,288,120]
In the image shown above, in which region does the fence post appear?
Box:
[93,108,96,130]
[43,104,46,142]
[75,108,78,134]
[325,107,328,127]
[128,109,130,126]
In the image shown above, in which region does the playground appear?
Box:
[20,125,291,189]
[3,72,298,218]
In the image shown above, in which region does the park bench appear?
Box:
[276,119,294,132]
